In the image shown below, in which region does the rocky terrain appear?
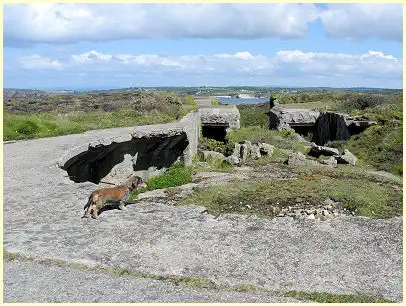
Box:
[3,127,403,302]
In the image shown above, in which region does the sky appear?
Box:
[3,3,403,89]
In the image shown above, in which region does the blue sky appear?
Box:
[4,3,403,89]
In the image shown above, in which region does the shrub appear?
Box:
[16,120,40,136]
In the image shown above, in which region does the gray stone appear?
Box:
[202,151,225,161]
[232,143,241,157]
[287,152,307,166]
[196,162,209,167]
[225,155,240,166]
[319,156,338,167]
[258,143,275,156]
[250,144,261,160]
[309,143,340,157]
[307,213,316,219]
[334,149,357,166]
[240,144,249,163]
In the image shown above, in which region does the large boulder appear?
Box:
[240,144,249,163]
[309,143,340,157]
[319,156,338,167]
[334,149,357,166]
[251,144,262,160]
[287,152,307,166]
[202,150,225,162]
[225,155,240,165]
[258,143,275,156]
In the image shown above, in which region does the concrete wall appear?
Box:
[59,111,201,183]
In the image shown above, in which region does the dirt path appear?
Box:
[3,131,403,302]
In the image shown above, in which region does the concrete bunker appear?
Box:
[199,106,240,142]
[61,132,189,184]
[267,106,376,145]
[201,124,228,141]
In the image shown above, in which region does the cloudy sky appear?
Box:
[4,3,403,89]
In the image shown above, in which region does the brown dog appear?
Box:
[83,175,146,219]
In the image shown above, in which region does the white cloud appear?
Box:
[18,54,65,70]
[274,50,402,76]
[4,3,319,45]
[4,3,402,46]
[16,49,402,83]
[320,4,402,41]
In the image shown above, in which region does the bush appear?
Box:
[211,99,220,106]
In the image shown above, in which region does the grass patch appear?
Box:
[327,120,402,176]
[236,104,269,128]
[145,163,193,190]
[3,109,179,141]
[179,173,402,219]
[128,163,193,200]
[284,291,393,303]
[192,154,233,173]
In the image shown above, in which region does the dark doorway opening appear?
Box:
[201,125,228,142]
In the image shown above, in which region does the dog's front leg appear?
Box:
[118,200,127,210]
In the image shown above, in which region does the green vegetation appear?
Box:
[4,91,197,141]
[128,163,193,200]
[236,104,269,128]
[236,91,403,176]
[284,291,393,303]
[180,173,402,219]
[211,99,220,106]
[192,154,233,173]
[3,110,178,141]
[145,163,193,190]
[198,137,235,156]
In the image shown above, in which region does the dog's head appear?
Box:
[127,176,147,191]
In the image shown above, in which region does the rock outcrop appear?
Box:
[309,143,340,157]
[202,150,226,162]
[334,149,357,166]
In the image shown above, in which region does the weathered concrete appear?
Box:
[268,107,377,145]
[4,261,302,303]
[58,112,200,183]
[268,107,320,131]
[3,134,403,302]
[199,106,240,129]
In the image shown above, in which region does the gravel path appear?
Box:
[4,130,403,302]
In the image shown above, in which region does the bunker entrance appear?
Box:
[61,133,189,184]
[290,124,315,140]
[201,125,228,142]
